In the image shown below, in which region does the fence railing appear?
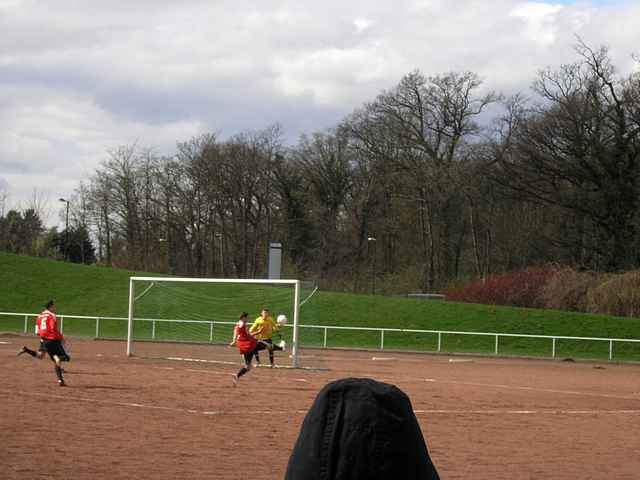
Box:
[2,311,639,361]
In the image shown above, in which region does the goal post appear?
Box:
[126,276,302,368]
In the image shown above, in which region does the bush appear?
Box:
[540,268,600,312]
[445,266,560,308]
[586,271,640,318]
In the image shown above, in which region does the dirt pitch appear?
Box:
[2,337,640,479]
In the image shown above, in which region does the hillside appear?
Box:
[1,252,639,360]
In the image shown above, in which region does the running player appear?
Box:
[18,299,70,386]
[250,308,285,367]
[229,312,279,385]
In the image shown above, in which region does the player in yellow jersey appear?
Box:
[250,308,285,367]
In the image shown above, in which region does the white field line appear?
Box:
[166,356,237,366]
[186,368,236,376]
[162,357,637,401]
[422,378,640,402]
[165,356,327,371]
[2,389,639,417]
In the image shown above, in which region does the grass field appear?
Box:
[1,252,639,361]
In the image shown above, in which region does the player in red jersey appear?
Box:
[18,299,70,386]
[229,312,276,385]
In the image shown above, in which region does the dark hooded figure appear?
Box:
[285,377,440,480]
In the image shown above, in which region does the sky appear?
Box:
[0,0,638,227]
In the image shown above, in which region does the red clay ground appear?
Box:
[2,336,640,479]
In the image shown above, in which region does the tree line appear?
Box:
[4,42,640,294]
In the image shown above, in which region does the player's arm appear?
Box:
[51,316,64,341]
[249,320,263,336]
[229,330,238,346]
[269,317,282,337]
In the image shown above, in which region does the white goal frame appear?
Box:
[127,276,301,367]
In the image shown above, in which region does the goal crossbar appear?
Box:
[126,277,301,367]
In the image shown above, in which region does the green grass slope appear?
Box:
[1,252,639,361]
[0,252,146,315]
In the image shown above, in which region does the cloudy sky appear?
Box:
[1,0,638,227]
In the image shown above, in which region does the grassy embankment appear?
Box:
[1,252,639,361]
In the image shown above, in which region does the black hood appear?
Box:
[285,378,440,480]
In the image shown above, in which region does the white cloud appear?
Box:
[509,2,564,46]
[0,0,639,225]
[353,17,374,33]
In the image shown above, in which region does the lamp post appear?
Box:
[158,238,168,273]
[59,198,70,261]
[367,236,377,295]
[215,233,224,277]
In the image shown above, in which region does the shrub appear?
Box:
[586,271,640,318]
[445,266,560,308]
[540,268,600,312]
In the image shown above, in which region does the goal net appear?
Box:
[126,277,309,367]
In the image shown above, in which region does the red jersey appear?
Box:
[35,309,63,341]
[234,319,257,354]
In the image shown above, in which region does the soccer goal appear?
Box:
[126,277,303,367]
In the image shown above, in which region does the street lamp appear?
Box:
[215,233,224,277]
[59,198,70,261]
[367,236,377,295]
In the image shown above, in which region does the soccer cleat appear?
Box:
[279,340,286,352]
[58,380,66,387]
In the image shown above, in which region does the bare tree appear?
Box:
[497,42,640,270]
[347,70,498,290]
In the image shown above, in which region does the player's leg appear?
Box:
[266,338,285,367]
[45,340,67,386]
[37,339,46,359]
[58,341,71,362]
[260,338,276,366]
[17,339,47,358]
[254,340,271,366]
[254,350,261,365]
[233,351,254,385]
[273,330,286,351]
[52,355,65,386]
[17,346,38,357]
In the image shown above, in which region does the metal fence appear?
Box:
[2,311,639,361]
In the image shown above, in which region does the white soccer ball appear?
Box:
[276,314,288,325]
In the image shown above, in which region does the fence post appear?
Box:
[552,337,556,358]
[209,322,214,343]
[323,327,328,348]
[437,332,442,352]
[495,335,499,355]
[152,320,156,340]
[380,330,385,350]
[95,317,100,338]
[24,315,28,334]
[60,316,64,333]
[609,340,613,361]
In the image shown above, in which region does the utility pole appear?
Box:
[368,236,377,295]
[59,198,70,261]
[216,233,224,277]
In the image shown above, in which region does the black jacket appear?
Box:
[285,377,440,479]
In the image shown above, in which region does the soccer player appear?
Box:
[229,312,276,385]
[250,308,285,367]
[18,299,70,386]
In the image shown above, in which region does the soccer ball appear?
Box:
[276,314,288,325]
